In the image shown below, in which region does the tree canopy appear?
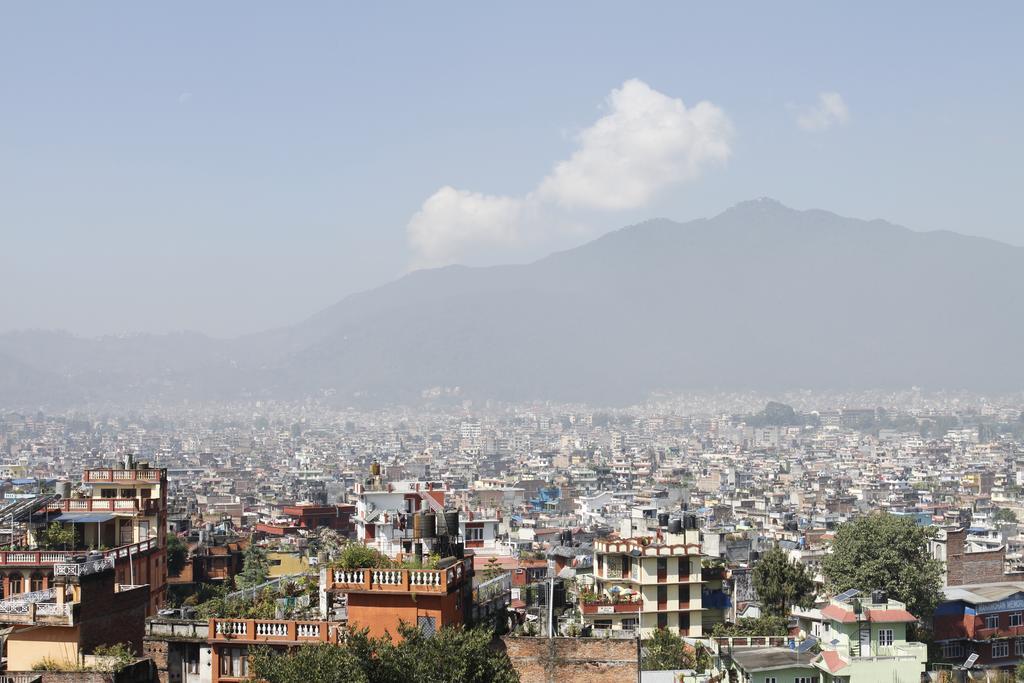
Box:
[249,624,518,683]
[821,513,943,622]
[236,541,270,590]
[752,545,816,617]
[641,628,697,671]
[166,534,188,577]
[710,615,789,637]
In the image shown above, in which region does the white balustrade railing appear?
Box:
[215,621,248,636]
[409,570,441,587]
[332,569,364,584]
[254,622,288,637]
[296,623,321,638]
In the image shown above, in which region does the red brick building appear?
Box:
[255,504,354,537]
[934,582,1024,670]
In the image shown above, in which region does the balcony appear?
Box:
[0,538,158,567]
[83,469,162,483]
[45,498,162,514]
[209,619,337,644]
[327,563,466,595]
[581,600,642,615]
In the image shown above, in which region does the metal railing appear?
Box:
[55,557,114,577]
[0,538,157,567]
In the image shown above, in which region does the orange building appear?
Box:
[322,557,473,639]
[207,618,338,683]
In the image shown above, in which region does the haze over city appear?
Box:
[2,6,1024,682]
[2,3,1021,339]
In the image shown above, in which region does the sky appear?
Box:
[1,2,1021,337]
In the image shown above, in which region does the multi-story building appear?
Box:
[0,457,168,615]
[934,581,1024,670]
[581,511,704,637]
[320,554,474,639]
[0,557,150,672]
[806,593,927,681]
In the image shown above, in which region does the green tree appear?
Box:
[710,615,789,637]
[641,628,696,671]
[249,643,368,683]
[372,623,518,683]
[994,508,1019,524]
[334,543,393,570]
[250,624,517,683]
[166,534,188,577]
[753,545,816,617]
[37,522,75,550]
[821,513,944,623]
[236,541,270,590]
[483,556,503,581]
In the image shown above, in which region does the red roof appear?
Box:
[818,650,848,673]
[821,604,857,623]
[866,608,917,623]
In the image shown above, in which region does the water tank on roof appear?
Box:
[442,511,460,538]
[56,481,71,499]
[657,513,669,527]
[421,512,437,538]
[871,589,887,605]
[668,519,683,533]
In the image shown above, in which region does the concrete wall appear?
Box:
[7,625,82,671]
[501,636,637,683]
[346,591,461,640]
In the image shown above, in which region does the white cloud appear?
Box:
[406,79,733,267]
[407,187,525,268]
[797,92,849,131]
[538,79,733,210]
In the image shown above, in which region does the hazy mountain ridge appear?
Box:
[3,199,1022,408]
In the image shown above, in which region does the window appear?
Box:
[218,647,247,678]
[986,615,1000,629]
[878,629,894,647]
[186,646,200,675]
[941,642,964,659]
[1016,639,1024,656]
[466,527,484,541]
[593,619,612,629]
[992,640,1009,659]
[101,488,116,499]
[656,612,668,629]
[30,573,43,593]
[417,615,436,637]
[8,573,22,596]
[795,678,814,683]
[765,678,777,683]
[1011,613,1023,627]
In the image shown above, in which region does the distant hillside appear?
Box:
[3,198,1023,408]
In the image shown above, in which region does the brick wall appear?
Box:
[142,640,169,683]
[944,529,1010,586]
[501,637,637,683]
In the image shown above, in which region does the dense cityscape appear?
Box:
[4,3,1020,682]
[0,392,1019,680]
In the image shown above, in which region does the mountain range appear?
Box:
[3,198,1023,409]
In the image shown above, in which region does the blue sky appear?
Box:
[1,2,1021,336]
